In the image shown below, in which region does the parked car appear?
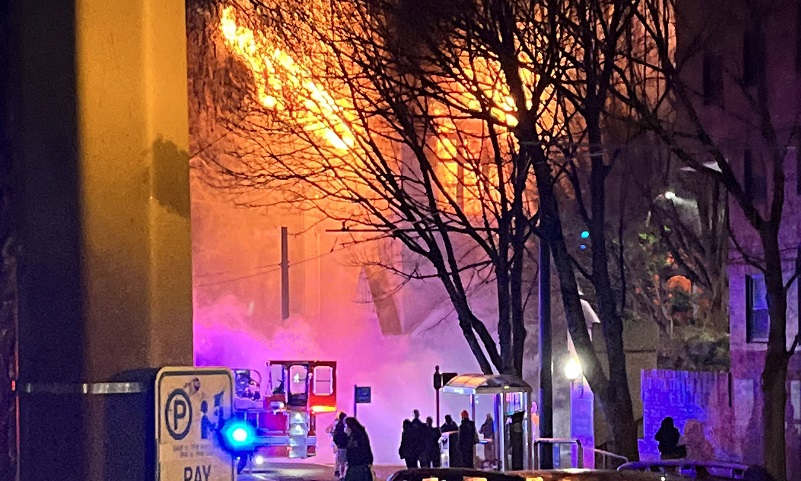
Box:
[387,467,685,481]
[618,460,775,481]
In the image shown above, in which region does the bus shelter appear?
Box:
[442,374,533,471]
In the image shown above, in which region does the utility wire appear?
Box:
[194,239,352,288]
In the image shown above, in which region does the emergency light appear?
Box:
[218,418,258,453]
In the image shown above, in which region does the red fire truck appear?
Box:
[232,360,337,464]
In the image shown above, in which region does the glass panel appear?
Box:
[748,274,770,342]
[289,365,309,394]
[313,366,333,395]
[270,364,286,395]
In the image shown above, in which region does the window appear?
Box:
[436,133,482,215]
[313,366,334,396]
[743,149,766,203]
[743,20,765,86]
[746,274,769,343]
[702,52,724,106]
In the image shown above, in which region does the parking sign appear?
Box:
[156,367,235,481]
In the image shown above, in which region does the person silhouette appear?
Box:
[655,417,684,459]
[201,400,215,439]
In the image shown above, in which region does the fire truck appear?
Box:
[232,360,337,465]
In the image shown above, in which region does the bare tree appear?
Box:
[626,164,729,370]
[191,0,538,375]
[618,1,801,478]
[189,0,695,459]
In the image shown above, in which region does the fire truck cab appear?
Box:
[232,360,337,461]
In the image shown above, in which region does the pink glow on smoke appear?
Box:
[194,294,494,464]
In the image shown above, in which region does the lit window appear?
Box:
[746,274,769,343]
[289,365,308,394]
[436,133,483,215]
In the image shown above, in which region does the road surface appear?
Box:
[239,461,403,481]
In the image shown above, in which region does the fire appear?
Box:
[219,6,355,151]
[217,3,537,216]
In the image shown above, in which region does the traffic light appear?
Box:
[434,366,459,389]
[579,230,589,250]
[218,418,258,454]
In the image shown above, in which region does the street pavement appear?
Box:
[239,462,404,481]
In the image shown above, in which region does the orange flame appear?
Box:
[219,6,355,151]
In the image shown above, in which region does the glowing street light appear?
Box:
[563,358,582,382]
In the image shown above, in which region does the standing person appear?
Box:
[479,413,496,466]
[344,417,374,481]
[409,410,426,468]
[399,420,417,469]
[420,416,440,468]
[440,414,460,467]
[509,412,524,470]
[655,417,684,459]
[440,414,459,434]
[458,410,478,468]
[331,412,349,479]
[682,420,714,461]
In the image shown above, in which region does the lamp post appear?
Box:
[564,357,584,401]
[564,357,592,468]
[564,358,582,384]
[564,358,581,468]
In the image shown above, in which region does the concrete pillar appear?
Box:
[9,0,192,480]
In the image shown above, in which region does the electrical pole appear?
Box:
[434,365,442,426]
[281,226,289,320]
[539,239,553,469]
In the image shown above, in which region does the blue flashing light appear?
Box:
[219,419,258,453]
[580,230,590,239]
[580,244,587,250]
[231,427,249,443]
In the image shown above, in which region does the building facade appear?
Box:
[675,0,801,474]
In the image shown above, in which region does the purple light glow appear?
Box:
[194,293,492,464]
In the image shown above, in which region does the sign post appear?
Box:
[156,367,235,481]
[353,385,371,418]
[433,366,442,426]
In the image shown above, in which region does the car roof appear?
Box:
[387,468,684,481]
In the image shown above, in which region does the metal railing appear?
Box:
[532,438,628,470]
[532,438,583,469]
[585,446,629,470]
[618,460,766,480]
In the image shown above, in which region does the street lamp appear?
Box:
[563,358,582,382]
[564,357,584,398]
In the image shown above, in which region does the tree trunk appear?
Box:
[496,243,513,374]
[456,312,495,375]
[524,126,639,464]
[761,228,789,481]
[510,203,527,378]
[599,378,640,462]
[762,352,789,481]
